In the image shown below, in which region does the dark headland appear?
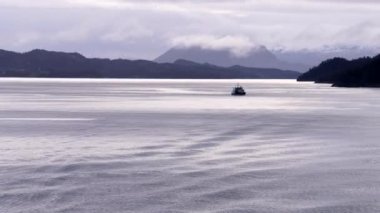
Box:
[0,49,300,79]
[297,54,380,87]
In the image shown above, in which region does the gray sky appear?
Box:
[1,0,380,59]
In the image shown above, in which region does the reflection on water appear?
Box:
[0,78,380,213]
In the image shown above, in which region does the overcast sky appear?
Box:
[1,0,380,59]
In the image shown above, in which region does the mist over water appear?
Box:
[0,79,380,213]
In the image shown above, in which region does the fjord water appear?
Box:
[0,79,380,213]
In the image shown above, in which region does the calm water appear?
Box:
[0,78,380,213]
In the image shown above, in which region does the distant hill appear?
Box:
[297,54,380,87]
[155,46,309,72]
[0,49,300,79]
[273,47,378,68]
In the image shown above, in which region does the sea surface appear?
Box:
[0,78,380,213]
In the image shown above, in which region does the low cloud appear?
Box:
[0,0,380,59]
[171,35,258,57]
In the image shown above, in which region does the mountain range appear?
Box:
[155,46,309,72]
[0,49,300,79]
[155,46,378,73]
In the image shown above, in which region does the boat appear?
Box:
[231,84,246,96]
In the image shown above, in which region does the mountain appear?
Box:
[155,46,309,72]
[0,49,300,79]
[297,54,380,87]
